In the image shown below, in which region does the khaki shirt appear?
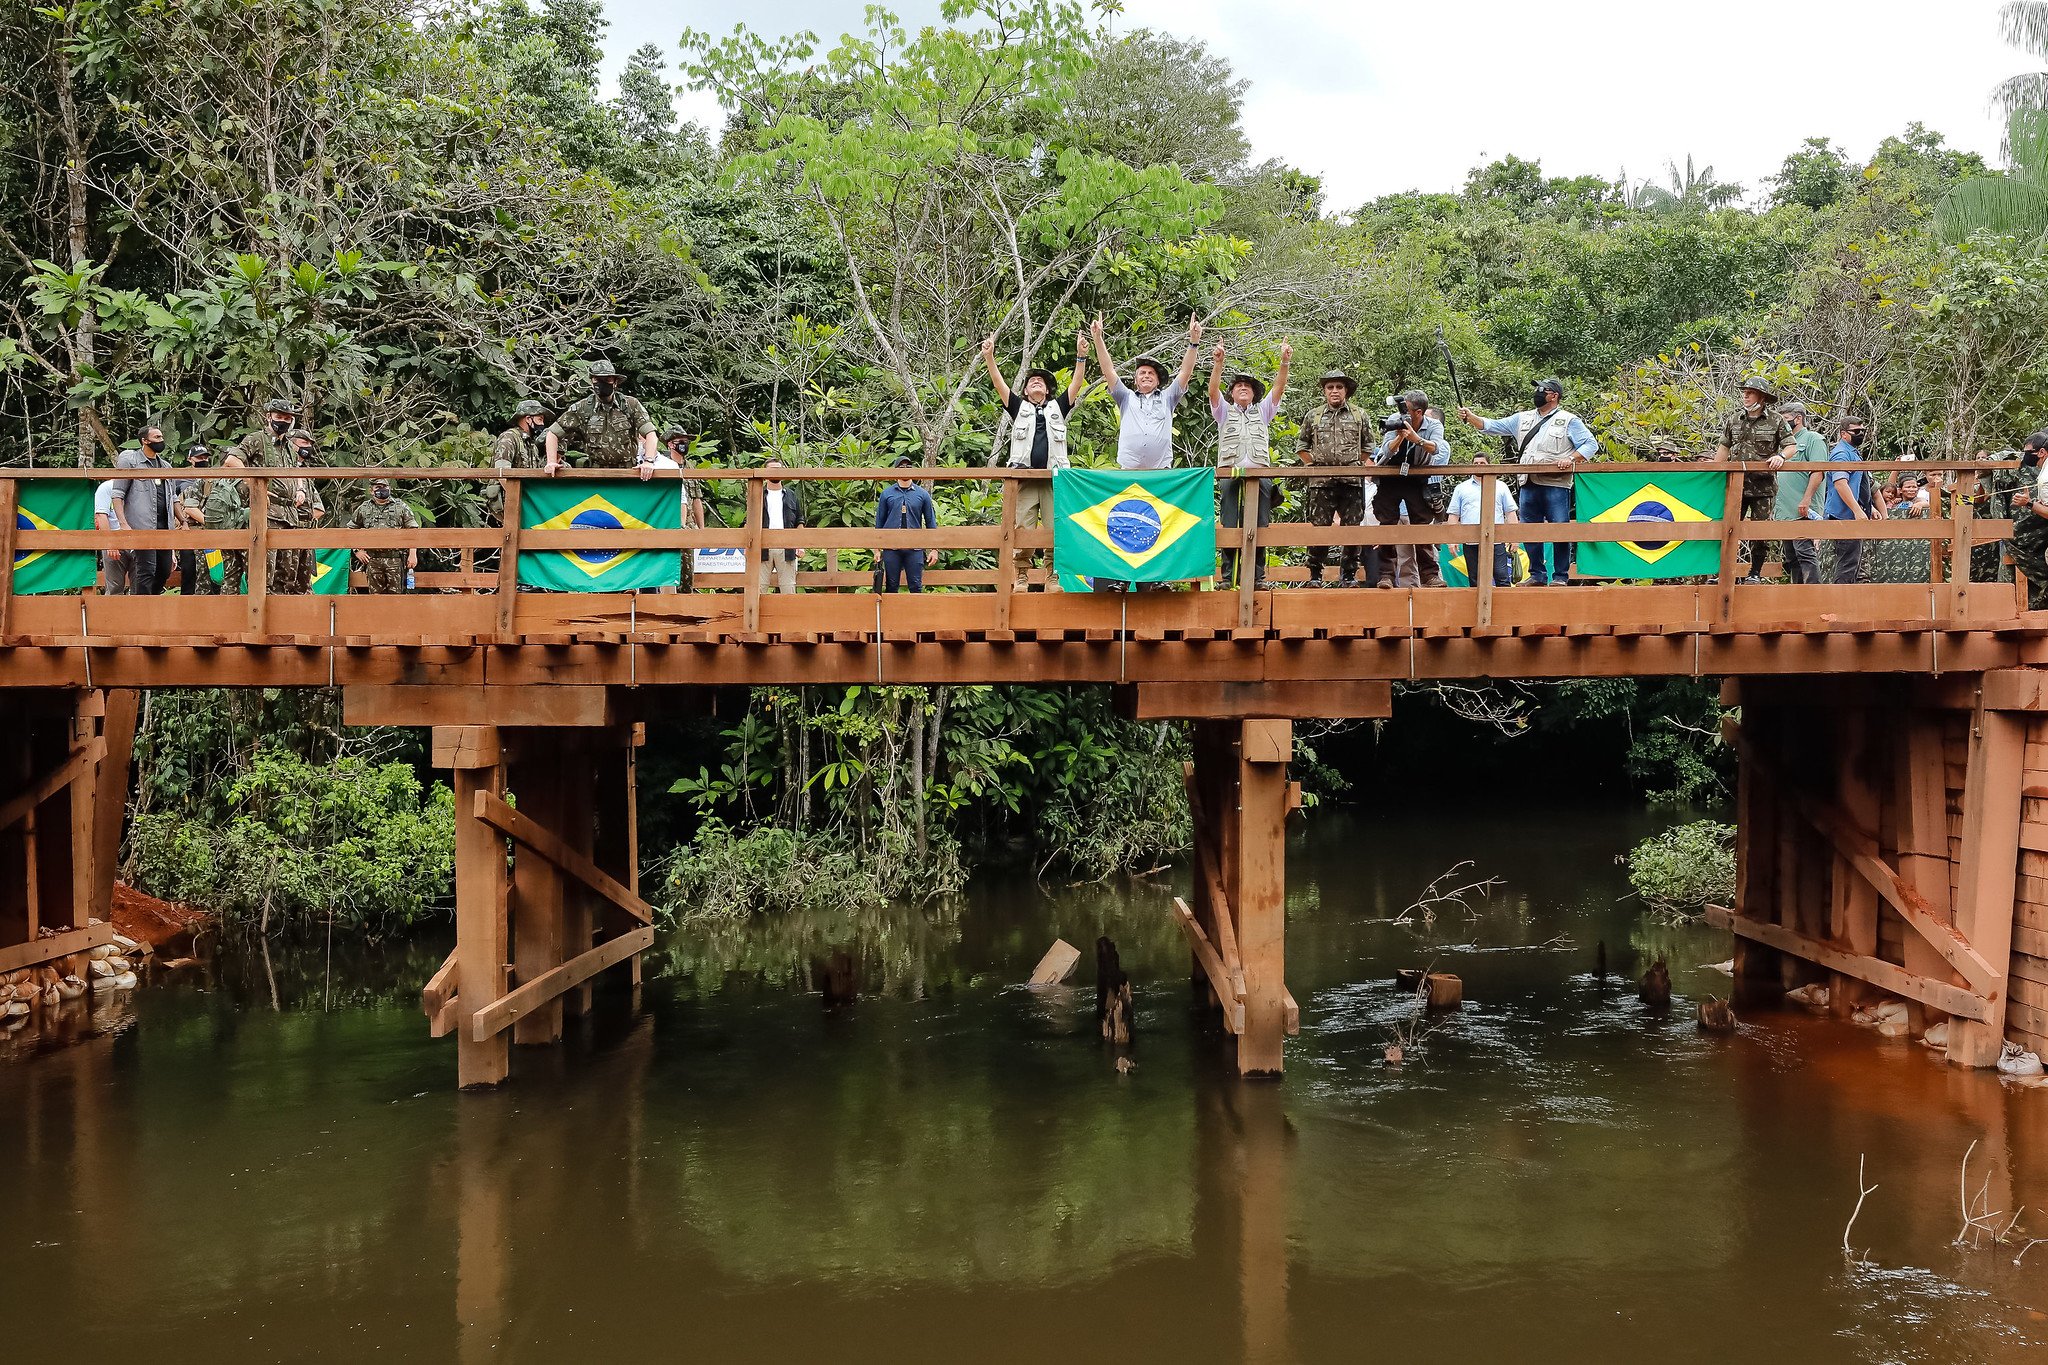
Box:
[547,394,656,469]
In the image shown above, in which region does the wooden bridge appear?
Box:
[5,460,2047,1085]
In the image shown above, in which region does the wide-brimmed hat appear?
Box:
[588,359,619,379]
[1226,372,1267,404]
[512,399,549,419]
[263,397,300,416]
[1738,371,1779,403]
[1021,368,1058,394]
[662,424,690,443]
[1316,370,1357,397]
[1130,355,1169,384]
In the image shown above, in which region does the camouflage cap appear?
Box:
[263,397,300,415]
[662,425,689,442]
[285,427,316,446]
[511,399,549,419]
[1738,372,1779,403]
[1777,400,1808,416]
[587,359,620,379]
[1316,370,1358,397]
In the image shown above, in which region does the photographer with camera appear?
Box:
[1371,389,1450,587]
[1459,379,1599,585]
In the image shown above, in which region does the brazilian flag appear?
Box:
[1052,468,1215,589]
[1439,542,1532,587]
[11,480,96,594]
[309,547,351,594]
[519,480,680,592]
[205,548,226,586]
[1573,470,1722,579]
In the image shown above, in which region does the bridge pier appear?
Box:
[1717,673,2043,1067]
[364,686,655,1089]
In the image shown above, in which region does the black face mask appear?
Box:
[2025,448,2042,469]
[373,487,391,502]
[1846,431,1867,448]
[270,419,292,435]
[143,438,165,453]
[1532,387,1550,409]
[595,379,620,399]
[294,446,316,463]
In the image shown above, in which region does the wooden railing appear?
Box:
[0,459,2027,640]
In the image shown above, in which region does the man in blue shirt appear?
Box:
[1458,380,1600,584]
[875,456,938,593]
[1823,416,1871,583]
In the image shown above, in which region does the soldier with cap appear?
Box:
[347,475,420,594]
[1296,369,1376,587]
[494,400,551,473]
[1207,340,1292,588]
[2007,431,2048,610]
[237,396,301,469]
[1459,379,1600,585]
[203,453,250,594]
[1715,374,1799,583]
[543,360,658,476]
[267,428,327,594]
[982,330,1088,588]
[174,442,219,594]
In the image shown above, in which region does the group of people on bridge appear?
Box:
[85,321,2048,603]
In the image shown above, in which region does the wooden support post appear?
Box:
[592,734,643,988]
[494,480,523,634]
[247,477,270,632]
[90,690,137,923]
[1474,469,1498,627]
[509,730,568,1045]
[1947,472,1978,621]
[70,697,96,928]
[1730,693,1781,998]
[451,746,509,1087]
[560,740,596,1018]
[1236,476,1260,629]
[995,476,1017,628]
[742,477,764,634]
[1828,706,1881,1016]
[0,478,18,638]
[1233,718,1290,1077]
[1950,696,2024,1067]
[1895,708,1958,1029]
[1715,467,1744,622]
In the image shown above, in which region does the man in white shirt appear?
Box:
[753,457,803,594]
[1443,451,1520,587]
[1089,313,1202,470]
[93,477,127,594]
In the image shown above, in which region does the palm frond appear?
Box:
[1933,174,2048,245]
[2009,108,2048,180]
[1993,72,2048,149]
[2002,1,2048,61]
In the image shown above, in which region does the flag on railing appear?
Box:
[1572,470,1722,579]
[519,480,680,592]
[1439,543,1531,587]
[11,480,96,594]
[310,547,352,594]
[1052,468,1215,588]
[205,548,226,585]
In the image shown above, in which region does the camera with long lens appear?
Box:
[1379,413,1410,434]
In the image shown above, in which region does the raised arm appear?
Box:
[1067,329,1089,407]
[1207,343,1225,408]
[1090,316,1121,391]
[1270,343,1292,408]
[981,335,1011,407]
[1175,313,1203,392]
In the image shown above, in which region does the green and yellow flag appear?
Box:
[1572,470,1722,579]
[519,480,680,592]
[11,479,96,594]
[309,547,352,594]
[1052,468,1215,589]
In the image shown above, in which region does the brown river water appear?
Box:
[3,806,2045,1364]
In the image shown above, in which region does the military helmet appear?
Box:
[587,359,620,379]
[1317,370,1358,398]
[263,397,300,416]
[1738,371,1779,403]
[285,427,316,446]
[511,399,548,419]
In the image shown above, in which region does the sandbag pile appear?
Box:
[0,922,149,1034]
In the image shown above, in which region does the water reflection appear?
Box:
[2,806,2046,1364]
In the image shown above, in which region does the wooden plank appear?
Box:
[1474,468,1498,628]
[1027,938,1080,985]
[1242,718,1292,767]
[246,477,270,633]
[1715,468,1744,621]
[494,479,523,634]
[90,690,137,924]
[1950,475,1978,622]
[470,925,654,1041]
[0,920,112,974]
[1702,904,1991,1021]
[1125,679,1392,720]
[1232,719,1290,1075]
[1950,703,2026,1066]
[347,685,615,729]
[1898,710,1962,1018]
[1169,896,1244,1034]
[0,737,105,835]
[420,948,459,1015]
[1282,987,1300,1037]
[1235,477,1260,629]
[474,788,653,926]
[1182,763,1246,997]
[0,478,17,636]
[742,478,764,634]
[431,726,504,770]
[995,476,1016,631]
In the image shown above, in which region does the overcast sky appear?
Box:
[601,0,2029,208]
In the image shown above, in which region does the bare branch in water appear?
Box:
[1843,1153,1877,1263]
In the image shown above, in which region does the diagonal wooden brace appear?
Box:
[470,926,655,1041]
[1171,896,1245,1034]
[0,736,106,834]
[473,788,653,926]
[1704,904,1989,1021]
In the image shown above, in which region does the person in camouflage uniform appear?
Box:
[1715,377,1798,582]
[237,396,299,469]
[175,442,219,594]
[543,360,657,473]
[1295,370,1376,587]
[347,476,419,593]
[494,399,551,472]
[1970,440,2036,584]
[2004,433,2048,610]
[267,428,327,595]
[202,454,250,593]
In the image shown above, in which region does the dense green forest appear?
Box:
[14,0,2048,930]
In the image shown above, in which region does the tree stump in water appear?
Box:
[811,950,858,1008]
[1639,957,1672,1011]
[1097,936,1134,1046]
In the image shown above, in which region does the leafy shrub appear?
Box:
[126,752,454,934]
[655,817,963,923]
[1625,819,1736,915]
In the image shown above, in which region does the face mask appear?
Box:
[295,445,315,462]
[1532,387,1548,408]
[270,419,292,435]
[1846,431,1867,448]
[595,379,620,398]
[373,487,390,502]
[143,438,164,453]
